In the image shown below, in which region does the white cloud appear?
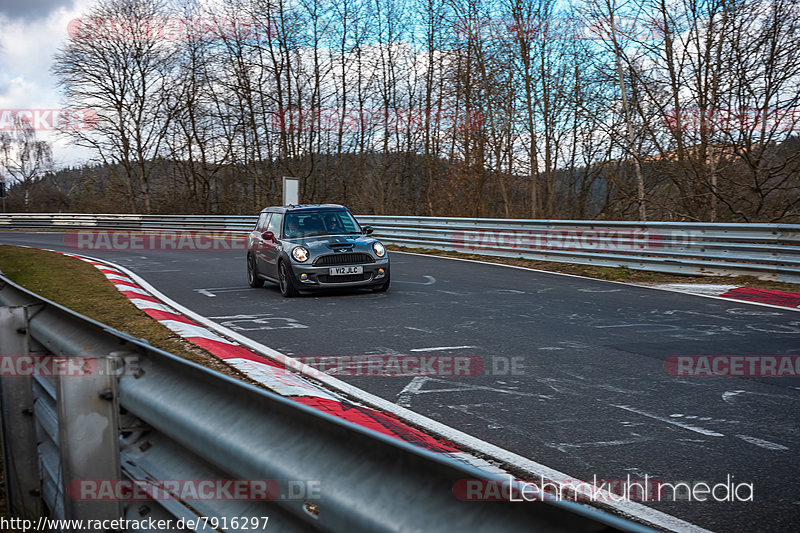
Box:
[0,0,96,168]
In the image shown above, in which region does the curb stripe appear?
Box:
[225,358,337,400]
[103,273,133,283]
[127,299,179,314]
[115,285,153,296]
[650,282,800,309]
[119,291,162,303]
[291,396,461,453]
[720,286,800,308]
[142,309,201,325]
[160,320,234,343]
[187,338,284,364]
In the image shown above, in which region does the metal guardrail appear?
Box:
[0,214,256,232]
[1,213,798,282]
[0,274,648,532]
[360,216,800,282]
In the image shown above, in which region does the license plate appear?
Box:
[329,266,363,275]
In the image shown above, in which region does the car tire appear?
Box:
[279,261,299,297]
[247,254,264,288]
[372,271,390,292]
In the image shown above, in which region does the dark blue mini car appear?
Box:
[247,204,390,297]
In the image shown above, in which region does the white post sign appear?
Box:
[283,177,299,206]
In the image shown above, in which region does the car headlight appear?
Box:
[292,246,309,262]
[373,241,386,258]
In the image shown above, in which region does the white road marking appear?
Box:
[720,389,799,404]
[735,434,789,451]
[612,405,725,437]
[746,322,800,334]
[661,309,733,320]
[654,284,739,296]
[669,414,739,424]
[409,345,476,352]
[547,438,649,451]
[397,376,428,407]
[402,377,544,398]
[395,275,436,285]
[596,323,680,330]
[404,326,435,333]
[195,287,255,297]
[208,314,308,331]
[725,308,783,316]
[722,390,746,404]
[577,288,622,293]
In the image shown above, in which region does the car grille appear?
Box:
[314,253,374,266]
[318,273,372,283]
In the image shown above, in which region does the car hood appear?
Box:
[282,234,378,248]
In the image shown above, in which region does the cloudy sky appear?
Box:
[0,0,95,167]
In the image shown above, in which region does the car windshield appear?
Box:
[283,210,362,238]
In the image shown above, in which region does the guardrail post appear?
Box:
[56,355,122,523]
[0,305,44,521]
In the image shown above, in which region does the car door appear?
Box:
[252,213,271,274]
[262,213,283,279]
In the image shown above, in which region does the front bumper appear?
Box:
[288,258,389,289]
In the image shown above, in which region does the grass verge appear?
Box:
[0,245,258,381]
[388,245,800,293]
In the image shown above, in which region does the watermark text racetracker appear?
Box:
[271,108,484,132]
[665,355,800,377]
[64,230,248,251]
[453,17,665,41]
[0,109,97,132]
[291,354,524,377]
[68,478,319,502]
[451,228,663,253]
[664,107,800,133]
[68,17,276,41]
[0,355,139,377]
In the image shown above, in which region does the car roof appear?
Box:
[259,204,348,214]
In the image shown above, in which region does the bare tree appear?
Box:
[0,115,54,211]
[53,0,178,213]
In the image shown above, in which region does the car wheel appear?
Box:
[372,271,390,292]
[248,254,264,288]
[279,261,298,297]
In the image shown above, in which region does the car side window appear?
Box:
[267,213,283,237]
[340,213,359,233]
[255,213,270,232]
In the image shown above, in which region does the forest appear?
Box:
[2,0,799,222]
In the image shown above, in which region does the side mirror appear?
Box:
[363,226,374,235]
[262,231,276,242]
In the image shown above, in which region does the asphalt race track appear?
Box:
[2,231,799,532]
